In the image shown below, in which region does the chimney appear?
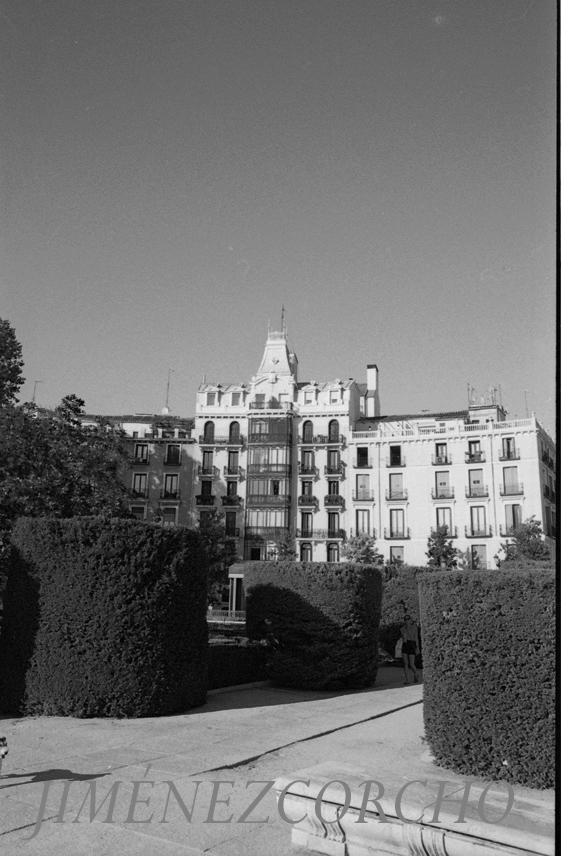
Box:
[366,364,380,417]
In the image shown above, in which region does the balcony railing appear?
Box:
[432,455,451,465]
[245,527,288,539]
[132,455,150,465]
[223,466,244,478]
[499,524,516,537]
[199,434,245,446]
[354,459,372,468]
[543,485,550,499]
[195,495,215,506]
[431,488,454,499]
[430,526,458,538]
[246,495,291,507]
[221,495,242,506]
[498,448,519,461]
[324,464,344,476]
[298,495,318,507]
[386,456,406,467]
[160,489,180,500]
[297,463,318,476]
[324,494,345,507]
[349,528,377,539]
[386,489,408,501]
[465,486,489,498]
[295,529,346,539]
[197,465,220,477]
[384,528,411,540]
[465,451,485,463]
[465,525,492,538]
[541,452,555,469]
[249,400,293,411]
[248,463,291,475]
[248,433,293,444]
[543,486,556,503]
[499,483,524,496]
[352,491,375,502]
[298,434,345,446]
[131,488,148,498]
[164,454,182,466]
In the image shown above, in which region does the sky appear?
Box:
[0,0,557,434]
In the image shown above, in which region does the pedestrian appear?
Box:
[400,614,420,685]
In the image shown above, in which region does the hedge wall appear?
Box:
[379,564,427,662]
[244,561,383,691]
[418,568,555,788]
[0,517,208,717]
[208,643,268,690]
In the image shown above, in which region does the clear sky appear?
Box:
[1,0,556,433]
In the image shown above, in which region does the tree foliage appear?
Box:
[0,318,25,406]
[197,511,238,605]
[341,533,382,565]
[498,516,551,566]
[426,526,459,569]
[275,529,297,560]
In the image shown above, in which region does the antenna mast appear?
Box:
[32,380,43,403]
[165,368,174,411]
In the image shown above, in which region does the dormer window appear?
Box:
[231,392,241,406]
[329,390,339,404]
[207,392,216,406]
[304,391,314,404]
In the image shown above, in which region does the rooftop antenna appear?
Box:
[32,380,43,403]
[163,368,174,414]
[499,384,503,408]
[281,304,285,332]
[524,390,529,418]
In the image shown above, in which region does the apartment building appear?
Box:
[192,325,556,589]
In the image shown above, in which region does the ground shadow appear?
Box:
[0,768,110,790]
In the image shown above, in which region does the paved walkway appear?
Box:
[0,667,553,855]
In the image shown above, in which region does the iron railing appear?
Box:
[499,483,524,496]
[465,525,492,538]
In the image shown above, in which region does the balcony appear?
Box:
[197,465,220,477]
[465,451,486,463]
[295,529,346,539]
[245,527,288,539]
[195,495,215,506]
[246,495,291,507]
[430,526,458,538]
[386,456,406,467]
[324,464,344,476]
[131,488,148,499]
[160,489,180,500]
[543,486,556,503]
[349,528,377,539]
[541,452,555,470]
[248,463,291,475]
[546,525,557,538]
[386,489,408,501]
[298,463,318,477]
[223,466,244,478]
[298,434,345,446]
[324,494,345,507]
[499,524,516,537]
[132,455,150,466]
[431,454,451,465]
[465,525,492,538]
[249,400,293,411]
[224,528,241,538]
[354,459,372,468]
[164,453,182,466]
[465,486,489,498]
[199,434,245,447]
[499,483,524,496]
[352,491,375,502]
[384,528,411,540]
[298,495,318,507]
[498,448,520,461]
[431,488,454,499]
[248,432,293,445]
[221,495,242,507]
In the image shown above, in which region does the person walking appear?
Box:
[401,614,420,685]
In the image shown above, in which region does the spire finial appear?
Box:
[281,304,285,332]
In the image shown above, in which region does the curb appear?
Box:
[207,680,270,696]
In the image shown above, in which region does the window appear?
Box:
[436,507,452,531]
[328,480,339,495]
[356,509,370,535]
[231,393,241,406]
[271,480,280,496]
[164,474,178,498]
[300,542,312,561]
[471,544,487,569]
[389,472,403,498]
[162,507,177,527]
[200,480,212,497]
[255,393,266,407]
[206,393,216,406]
[203,421,215,442]
[503,466,519,493]
[502,437,516,459]
[357,447,369,467]
[301,480,313,496]
[165,444,180,465]
[329,390,339,404]
[434,471,450,497]
[301,512,313,537]
[328,420,339,442]
[229,422,240,443]
[130,506,145,521]
[225,512,237,536]
[132,431,139,438]
[301,450,314,472]
[202,451,213,473]
[468,440,481,460]
[134,443,148,462]
[390,546,404,564]
[356,474,370,499]
[389,446,402,466]
[327,543,339,562]
[132,473,147,497]
[327,449,340,472]
[226,480,237,496]
[470,506,486,536]
[389,508,404,537]
[435,442,447,462]
[304,391,314,404]
[505,504,521,531]
[302,421,313,442]
[468,469,484,496]
[328,512,339,537]
[228,450,239,473]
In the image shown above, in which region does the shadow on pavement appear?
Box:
[0,768,110,790]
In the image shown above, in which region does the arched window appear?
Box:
[327,542,339,563]
[229,421,240,443]
[328,420,340,442]
[203,421,215,442]
[302,420,314,443]
[300,542,312,562]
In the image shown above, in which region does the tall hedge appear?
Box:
[0,517,208,717]
[244,561,382,690]
[418,568,555,788]
[379,564,427,659]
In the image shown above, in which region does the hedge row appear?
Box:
[0,517,208,717]
[208,644,268,690]
[418,568,555,788]
[245,561,383,690]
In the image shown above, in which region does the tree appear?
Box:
[0,318,25,406]
[498,516,551,566]
[426,526,459,569]
[275,530,297,560]
[197,511,238,605]
[341,533,382,565]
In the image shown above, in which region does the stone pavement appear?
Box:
[0,667,554,855]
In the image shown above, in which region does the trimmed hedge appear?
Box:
[380,564,428,663]
[245,561,383,690]
[208,644,268,690]
[0,517,208,717]
[418,568,555,788]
